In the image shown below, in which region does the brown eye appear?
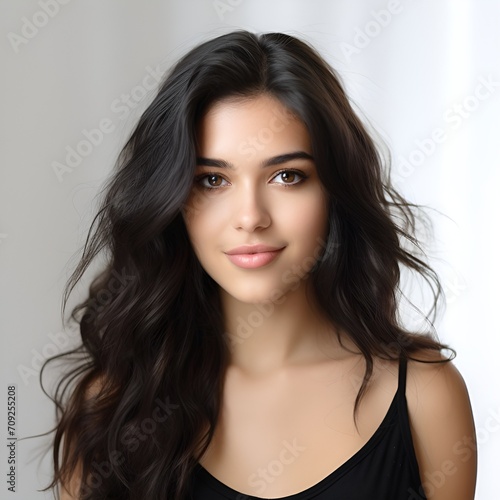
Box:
[207,174,223,186]
[280,171,296,183]
[195,173,229,190]
[271,169,306,186]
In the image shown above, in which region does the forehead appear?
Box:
[196,94,312,158]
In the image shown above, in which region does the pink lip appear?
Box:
[224,245,285,269]
[226,244,284,255]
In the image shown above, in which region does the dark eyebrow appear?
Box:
[195,151,314,170]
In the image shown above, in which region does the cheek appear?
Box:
[183,200,226,259]
[185,219,208,255]
[299,200,329,265]
[182,208,203,254]
[296,200,329,271]
[285,195,329,236]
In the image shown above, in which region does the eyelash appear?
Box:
[194,169,308,191]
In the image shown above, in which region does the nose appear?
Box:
[232,185,271,232]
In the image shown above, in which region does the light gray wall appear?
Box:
[1,0,498,497]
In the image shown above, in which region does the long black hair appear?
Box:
[43,30,452,499]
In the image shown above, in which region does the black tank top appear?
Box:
[189,357,427,499]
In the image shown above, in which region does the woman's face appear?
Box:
[183,93,329,304]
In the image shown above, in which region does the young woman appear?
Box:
[46,31,477,499]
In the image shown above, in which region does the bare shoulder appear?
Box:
[405,349,477,499]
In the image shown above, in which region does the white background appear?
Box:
[1,0,499,498]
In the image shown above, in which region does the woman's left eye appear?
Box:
[195,173,230,189]
[271,170,306,186]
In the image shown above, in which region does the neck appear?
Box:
[220,281,350,377]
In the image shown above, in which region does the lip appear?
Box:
[224,244,285,269]
[225,244,284,255]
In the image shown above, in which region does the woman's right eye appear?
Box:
[195,173,229,190]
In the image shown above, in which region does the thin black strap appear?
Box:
[397,356,408,396]
[396,355,424,487]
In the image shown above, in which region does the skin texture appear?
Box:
[61,94,477,499]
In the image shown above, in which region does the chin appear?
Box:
[227,280,311,309]
[226,292,277,306]
[220,284,284,306]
